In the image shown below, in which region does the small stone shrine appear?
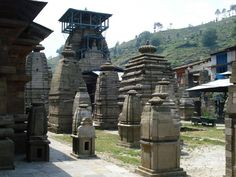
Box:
[0,115,14,170]
[136,79,187,177]
[179,91,195,120]
[72,104,92,135]
[25,44,52,114]
[26,103,50,162]
[225,61,236,177]
[118,90,142,148]
[72,117,96,158]
[93,62,120,129]
[118,41,173,110]
[48,46,87,133]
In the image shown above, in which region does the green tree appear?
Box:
[232,20,236,38]
[151,35,162,46]
[201,28,218,47]
[230,4,236,15]
[222,8,227,18]
[113,42,120,57]
[138,31,152,45]
[215,9,221,21]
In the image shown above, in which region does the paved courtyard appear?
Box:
[0,136,141,177]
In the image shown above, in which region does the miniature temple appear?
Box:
[59,8,112,104]
[25,44,52,113]
[137,79,187,177]
[73,117,96,158]
[0,0,52,154]
[93,62,120,129]
[118,90,142,148]
[118,41,173,110]
[48,46,87,133]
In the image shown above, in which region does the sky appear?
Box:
[34,0,236,58]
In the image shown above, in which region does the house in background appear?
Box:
[210,45,236,80]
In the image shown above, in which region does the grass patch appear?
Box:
[181,124,225,149]
[95,130,140,166]
[51,130,141,166]
[51,125,225,166]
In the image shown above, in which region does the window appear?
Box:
[216,53,227,73]
[84,141,89,151]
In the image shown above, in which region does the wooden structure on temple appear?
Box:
[58,8,113,104]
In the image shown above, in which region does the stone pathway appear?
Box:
[0,137,141,177]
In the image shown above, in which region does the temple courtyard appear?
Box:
[0,123,225,177]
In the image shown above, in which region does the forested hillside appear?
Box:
[110,16,236,67]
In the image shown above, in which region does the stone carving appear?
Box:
[25,44,52,114]
[71,117,96,158]
[225,61,236,177]
[93,62,120,129]
[136,79,187,177]
[48,46,87,133]
[0,115,14,170]
[118,41,173,111]
[118,90,142,148]
[26,103,50,162]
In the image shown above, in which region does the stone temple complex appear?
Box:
[25,44,52,113]
[118,41,173,110]
[1,2,235,177]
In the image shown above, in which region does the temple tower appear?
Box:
[48,46,87,133]
[59,9,112,104]
[93,62,120,129]
[118,41,173,110]
[25,44,52,113]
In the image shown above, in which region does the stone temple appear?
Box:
[25,44,52,113]
[118,41,173,110]
[59,8,112,104]
[48,46,87,133]
[93,62,120,129]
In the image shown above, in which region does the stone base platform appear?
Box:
[136,166,187,177]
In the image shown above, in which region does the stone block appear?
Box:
[225,118,233,128]
[0,128,14,139]
[0,138,14,170]
[26,139,50,162]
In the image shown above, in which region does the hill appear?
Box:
[110,16,236,67]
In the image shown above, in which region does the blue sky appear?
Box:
[34,0,236,57]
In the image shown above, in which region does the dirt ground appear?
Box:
[181,145,225,177]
